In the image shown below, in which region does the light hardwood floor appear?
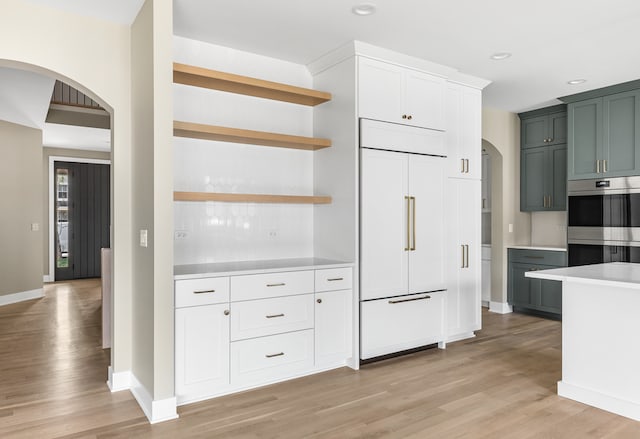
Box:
[1,280,639,438]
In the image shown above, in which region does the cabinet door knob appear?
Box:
[317,298,322,304]
[223,309,230,316]
[407,115,412,120]
[402,114,407,119]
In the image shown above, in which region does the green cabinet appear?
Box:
[568,89,640,180]
[507,248,567,317]
[522,112,567,149]
[519,105,567,212]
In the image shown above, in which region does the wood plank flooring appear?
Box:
[1,280,639,438]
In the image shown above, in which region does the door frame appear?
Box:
[47,156,111,282]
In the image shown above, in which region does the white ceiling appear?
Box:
[173,0,640,113]
[24,0,144,25]
[0,67,55,129]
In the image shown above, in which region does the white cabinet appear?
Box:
[175,303,230,404]
[359,57,445,131]
[315,289,352,368]
[447,83,482,179]
[360,291,445,359]
[360,148,445,301]
[446,178,482,340]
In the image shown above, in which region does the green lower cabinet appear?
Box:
[507,249,566,317]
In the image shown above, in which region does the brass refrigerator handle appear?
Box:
[461,245,465,268]
[411,196,416,251]
[405,196,410,251]
[461,159,465,173]
[465,244,469,268]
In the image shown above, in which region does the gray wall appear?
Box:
[0,120,43,296]
[42,147,111,280]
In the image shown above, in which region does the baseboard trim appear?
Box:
[558,380,640,421]
[131,374,178,424]
[489,301,513,314]
[0,288,44,306]
[43,275,53,283]
[107,367,132,392]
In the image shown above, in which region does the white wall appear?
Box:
[172,37,316,265]
[0,0,133,378]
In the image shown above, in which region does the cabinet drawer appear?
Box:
[230,329,314,386]
[230,295,314,341]
[175,277,230,308]
[230,271,314,301]
[360,291,445,360]
[360,118,445,156]
[508,249,567,267]
[315,267,352,292]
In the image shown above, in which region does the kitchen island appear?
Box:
[527,262,640,421]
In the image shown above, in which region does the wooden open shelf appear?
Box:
[173,63,332,106]
[174,192,332,204]
[174,121,331,151]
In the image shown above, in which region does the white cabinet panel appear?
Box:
[360,291,445,359]
[404,69,446,131]
[230,329,314,386]
[230,295,314,341]
[175,277,230,308]
[447,83,482,179]
[230,270,314,301]
[175,304,230,404]
[315,267,352,292]
[446,178,482,339]
[315,289,352,368]
[408,154,446,294]
[360,118,445,156]
[358,57,446,131]
[360,148,409,301]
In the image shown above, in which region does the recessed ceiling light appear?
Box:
[352,3,376,16]
[567,79,587,85]
[490,52,512,61]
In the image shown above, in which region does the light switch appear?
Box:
[508,223,513,233]
[31,223,39,231]
[140,229,148,247]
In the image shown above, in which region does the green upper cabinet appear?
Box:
[519,105,567,212]
[522,110,567,149]
[568,89,640,180]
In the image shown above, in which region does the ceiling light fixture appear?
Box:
[352,3,377,16]
[567,79,587,85]
[490,52,512,61]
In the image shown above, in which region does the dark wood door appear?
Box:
[54,161,110,280]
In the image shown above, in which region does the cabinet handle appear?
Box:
[327,277,343,282]
[543,139,548,143]
[389,295,431,304]
[407,115,412,120]
[549,138,553,142]
[465,244,469,268]
[402,114,408,119]
[603,159,607,173]
[482,198,486,209]
[317,298,322,304]
[410,196,416,251]
[542,196,546,208]
[525,255,544,259]
[461,159,465,173]
[223,309,230,316]
[461,245,465,268]
[596,159,601,173]
[193,289,215,294]
[465,159,470,173]
[265,352,284,358]
[266,313,284,319]
[530,268,538,271]
[405,195,411,251]
[549,195,552,207]
[266,283,285,287]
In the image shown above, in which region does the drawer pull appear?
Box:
[224,309,230,315]
[317,298,322,304]
[389,295,431,304]
[266,313,285,319]
[266,283,285,287]
[265,352,284,358]
[524,255,544,259]
[327,277,344,282]
[193,289,215,294]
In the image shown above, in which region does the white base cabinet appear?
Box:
[175,264,353,405]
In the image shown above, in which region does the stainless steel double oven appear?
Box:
[568,176,640,266]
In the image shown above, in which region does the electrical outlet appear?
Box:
[31,223,39,231]
[174,230,189,239]
[268,229,278,238]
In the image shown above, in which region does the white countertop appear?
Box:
[174,257,353,280]
[526,262,640,289]
[507,245,567,252]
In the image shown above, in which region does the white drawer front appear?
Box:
[315,267,352,292]
[230,295,314,341]
[360,291,445,360]
[175,277,230,308]
[231,270,314,301]
[231,329,314,386]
